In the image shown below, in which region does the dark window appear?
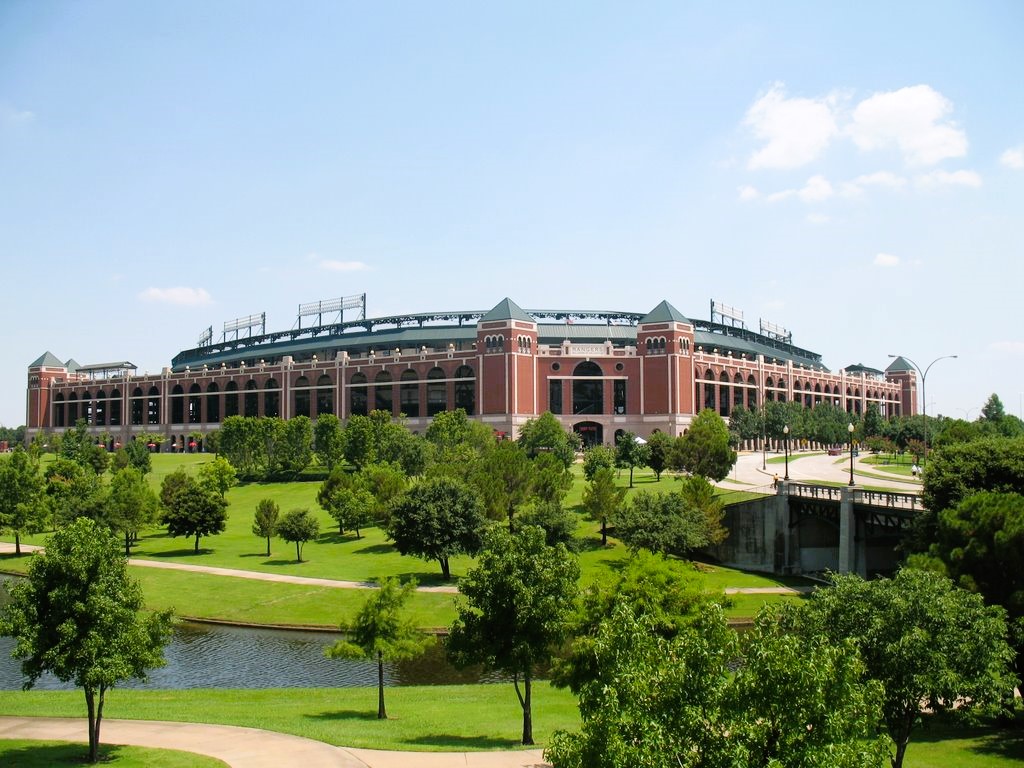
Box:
[264,379,280,418]
[454,365,474,415]
[317,375,333,416]
[68,394,79,424]
[130,388,143,426]
[225,381,239,418]
[549,379,562,415]
[375,371,393,414]
[294,376,310,418]
[55,394,66,428]
[244,380,259,417]
[109,389,121,426]
[147,387,160,425]
[400,369,419,417]
[614,380,626,414]
[206,383,220,423]
[171,385,185,424]
[572,361,603,415]
[351,373,368,417]
[189,384,202,424]
[427,367,446,416]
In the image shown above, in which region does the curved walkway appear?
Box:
[0,717,550,768]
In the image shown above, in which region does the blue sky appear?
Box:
[2,1,1022,428]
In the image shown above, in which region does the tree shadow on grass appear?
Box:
[353,543,395,555]
[911,716,1024,761]
[147,548,214,558]
[0,741,130,765]
[306,708,382,723]
[318,532,363,545]
[401,733,522,750]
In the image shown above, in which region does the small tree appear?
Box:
[582,444,616,481]
[317,468,375,537]
[106,466,159,556]
[448,525,580,745]
[0,448,45,555]
[278,507,320,562]
[581,466,625,546]
[325,576,426,719]
[160,479,228,553]
[252,498,280,556]
[313,413,346,471]
[517,411,579,468]
[615,432,650,488]
[197,455,237,499]
[386,477,485,579]
[675,409,737,481]
[645,431,673,481]
[0,518,173,764]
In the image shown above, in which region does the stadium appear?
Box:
[26,295,916,450]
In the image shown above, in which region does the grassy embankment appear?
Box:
[0,740,228,767]
[0,454,801,628]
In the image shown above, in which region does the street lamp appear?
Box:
[888,353,958,462]
[848,422,855,486]
[783,424,790,480]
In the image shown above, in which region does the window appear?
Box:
[549,379,562,415]
[130,388,143,426]
[244,380,259,417]
[264,379,280,418]
[94,390,107,426]
[206,382,220,423]
[188,384,202,424]
[454,365,475,414]
[375,371,393,413]
[55,394,66,427]
[317,375,333,416]
[294,376,310,418]
[614,380,627,414]
[400,369,419,417]
[427,367,446,416]
[109,389,121,426]
[224,381,239,418]
[171,384,185,424]
[351,372,368,417]
[147,387,160,425]
[572,361,603,415]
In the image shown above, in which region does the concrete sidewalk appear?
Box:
[0,717,551,768]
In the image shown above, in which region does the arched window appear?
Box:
[264,379,280,418]
[244,380,259,418]
[350,372,368,417]
[189,383,202,424]
[94,390,107,426]
[703,369,716,412]
[294,376,310,418]
[224,381,239,418]
[109,389,122,426]
[206,382,220,423]
[400,369,419,417]
[67,392,79,424]
[747,374,757,409]
[427,367,446,416]
[719,370,731,417]
[317,374,333,416]
[375,370,393,413]
[55,393,66,428]
[81,391,93,425]
[733,374,744,413]
[171,384,185,424]
[454,365,475,414]
[573,361,603,415]
[147,386,160,425]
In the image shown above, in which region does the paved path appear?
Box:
[722,449,923,493]
[0,717,550,768]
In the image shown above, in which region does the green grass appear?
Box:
[0,740,228,766]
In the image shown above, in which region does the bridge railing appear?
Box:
[785,482,843,502]
[783,482,924,511]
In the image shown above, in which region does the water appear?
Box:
[0,584,503,690]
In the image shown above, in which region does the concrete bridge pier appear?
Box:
[837,487,866,577]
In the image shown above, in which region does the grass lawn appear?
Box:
[0,740,228,767]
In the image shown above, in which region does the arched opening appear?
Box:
[400,369,419,417]
[206,382,220,423]
[572,361,603,415]
[574,421,603,449]
[454,365,475,415]
[427,367,446,417]
[733,373,744,413]
[68,393,79,424]
[244,380,259,417]
[147,387,160,425]
[316,374,333,417]
[171,385,185,424]
[94,390,107,426]
[224,381,239,418]
[55,394,66,428]
[294,376,310,418]
[109,389,121,426]
[189,384,202,424]
[350,372,368,417]
[719,371,730,417]
[703,370,716,412]
[264,379,280,418]
[375,371,393,414]
[81,392,92,425]
[747,374,757,409]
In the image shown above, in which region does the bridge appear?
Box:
[710,482,924,577]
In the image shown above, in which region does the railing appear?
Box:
[787,482,843,502]
[784,482,924,512]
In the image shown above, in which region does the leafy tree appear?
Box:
[386,477,485,579]
[515,499,578,550]
[342,413,375,469]
[546,602,887,768]
[270,415,313,477]
[44,456,104,527]
[317,468,375,537]
[613,480,724,558]
[674,408,737,481]
[106,467,159,556]
[159,467,191,509]
[448,525,580,745]
[580,466,625,546]
[0,518,173,763]
[313,413,345,471]
[325,577,426,719]
[981,393,1006,422]
[424,408,495,456]
[0,448,44,555]
[160,477,228,553]
[517,411,579,468]
[361,462,408,522]
[277,507,320,562]
[614,431,649,488]
[645,430,673,481]
[472,440,534,531]
[197,455,237,499]
[799,569,1015,768]
[252,498,280,556]
[581,444,616,481]
[530,452,573,505]
[217,415,265,477]
[552,551,715,695]
[863,402,884,438]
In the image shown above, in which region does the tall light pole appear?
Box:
[888,353,958,462]
[783,424,790,481]
[848,422,856,486]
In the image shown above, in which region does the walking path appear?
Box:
[724,449,923,493]
[0,717,549,768]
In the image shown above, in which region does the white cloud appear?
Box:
[320,259,369,272]
[873,252,900,267]
[806,213,830,225]
[738,185,760,201]
[990,340,1024,356]
[766,189,796,203]
[744,83,839,170]
[1001,146,1024,169]
[852,171,908,189]
[915,169,982,189]
[849,85,967,166]
[138,287,213,305]
[0,104,34,125]
[798,175,833,203]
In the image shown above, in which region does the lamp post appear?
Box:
[888,353,957,462]
[783,424,790,481]
[761,408,767,470]
[848,422,855,486]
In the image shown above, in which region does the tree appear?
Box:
[386,477,485,579]
[448,525,580,745]
[517,411,579,468]
[0,518,173,763]
[317,468,375,537]
[981,393,1006,422]
[361,462,408,523]
[313,413,345,471]
[342,413,375,469]
[515,499,578,550]
[160,478,228,553]
[580,466,625,546]
[44,456,104,528]
[614,432,649,488]
[270,415,313,477]
[613,480,724,558]
[252,498,280,556]
[277,507,320,562]
[472,440,534,532]
[530,452,573,505]
[581,444,616,482]
[645,430,673,481]
[106,466,159,556]
[217,415,265,478]
[325,576,426,719]
[800,569,1015,768]
[674,408,737,481]
[863,402,884,438]
[0,448,44,555]
[197,455,238,499]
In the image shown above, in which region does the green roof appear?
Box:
[885,356,915,373]
[640,300,689,324]
[29,351,65,368]
[480,297,534,324]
